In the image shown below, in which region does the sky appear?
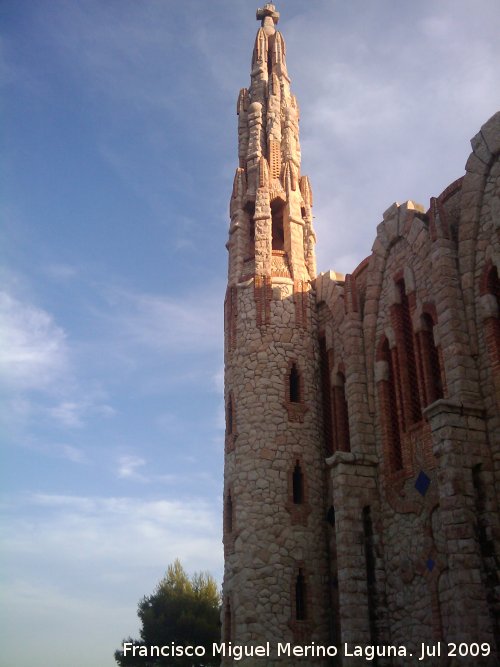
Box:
[1,0,499,665]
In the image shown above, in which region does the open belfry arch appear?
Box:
[223,4,500,666]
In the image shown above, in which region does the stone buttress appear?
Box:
[222,4,330,664]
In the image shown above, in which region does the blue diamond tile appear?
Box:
[415,471,431,496]
[426,558,435,572]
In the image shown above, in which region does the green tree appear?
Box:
[115,559,221,666]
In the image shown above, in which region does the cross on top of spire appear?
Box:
[256,3,280,25]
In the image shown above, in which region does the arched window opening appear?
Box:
[225,492,233,534]
[397,280,421,423]
[271,200,285,251]
[292,462,304,504]
[333,371,350,452]
[421,313,444,405]
[289,363,301,403]
[295,569,307,621]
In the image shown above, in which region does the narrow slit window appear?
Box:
[292,462,304,504]
[289,363,301,403]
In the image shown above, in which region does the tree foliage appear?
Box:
[115,559,221,666]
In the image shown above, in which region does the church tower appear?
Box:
[222,4,331,661]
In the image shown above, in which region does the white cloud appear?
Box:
[3,492,222,577]
[49,401,85,428]
[116,455,147,481]
[100,285,223,356]
[0,291,69,390]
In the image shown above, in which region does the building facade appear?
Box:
[222,4,500,665]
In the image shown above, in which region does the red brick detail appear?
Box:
[271,249,291,278]
[254,275,272,327]
[285,459,311,525]
[268,138,281,179]
[351,255,371,280]
[438,176,464,205]
[293,280,308,328]
[224,287,238,352]
[284,360,308,422]
[332,371,350,453]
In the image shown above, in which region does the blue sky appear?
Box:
[1,1,499,665]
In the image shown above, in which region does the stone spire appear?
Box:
[227,2,317,287]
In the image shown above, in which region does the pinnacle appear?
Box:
[256,3,280,25]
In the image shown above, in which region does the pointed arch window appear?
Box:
[378,337,403,472]
[397,279,421,423]
[391,279,421,429]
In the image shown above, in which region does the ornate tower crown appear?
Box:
[227,3,317,288]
